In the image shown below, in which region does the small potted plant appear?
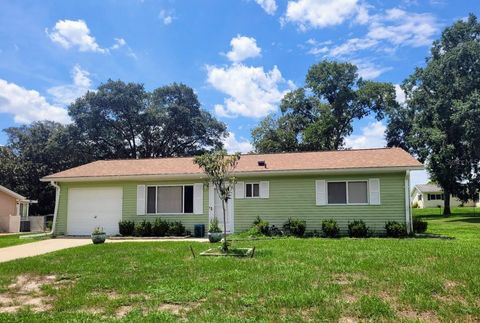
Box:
[208,218,222,243]
[91,227,107,244]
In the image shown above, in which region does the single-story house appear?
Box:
[411,183,480,208]
[41,147,423,236]
[0,185,30,232]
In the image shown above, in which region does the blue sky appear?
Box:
[0,0,478,186]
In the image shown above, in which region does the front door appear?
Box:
[209,186,234,233]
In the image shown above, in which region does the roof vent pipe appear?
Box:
[257,160,267,168]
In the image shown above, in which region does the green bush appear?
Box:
[119,220,135,236]
[253,216,270,236]
[385,221,407,237]
[283,217,306,237]
[321,219,340,238]
[152,218,169,236]
[134,220,152,237]
[348,220,369,238]
[413,218,428,233]
[168,221,186,236]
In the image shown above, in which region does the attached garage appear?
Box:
[67,187,123,236]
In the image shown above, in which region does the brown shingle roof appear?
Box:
[42,147,422,181]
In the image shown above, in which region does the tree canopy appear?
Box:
[386,14,480,214]
[69,81,227,159]
[1,81,227,214]
[252,61,398,153]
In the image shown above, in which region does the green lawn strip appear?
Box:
[0,209,478,321]
[0,234,49,249]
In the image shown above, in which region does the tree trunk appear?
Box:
[443,190,451,216]
[221,198,228,252]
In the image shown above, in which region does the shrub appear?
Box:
[348,220,369,238]
[269,225,283,236]
[283,217,306,237]
[253,216,270,236]
[152,218,169,236]
[322,219,340,238]
[119,220,135,236]
[413,218,428,233]
[134,220,152,237]
[168,221,186,236]
[385,221,407,237]
[208,217,222,233]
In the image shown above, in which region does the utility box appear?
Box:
[194,224,205,237]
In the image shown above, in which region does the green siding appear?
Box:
[54,172,406,236]
[233,172,407,234]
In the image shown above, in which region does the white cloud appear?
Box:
[255,0,277,15]
[395,84,406,105]
[111,37,126,50]
[283,0,362,30]
[207,64,294,118]
[367,8,439,47]
[0,79,70,124]
[345,121,386,149]
[353,60,392,79]
[46,19,107,53]
[306,8,439,58]
[159,10,175,25]
[47,65,93,106]
[223,132,253,153]
[226,35,261,63]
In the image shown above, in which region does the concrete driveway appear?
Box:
[0,238,91,263]
[0,237,208,263]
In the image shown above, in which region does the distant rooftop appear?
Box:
[414,183,443,193]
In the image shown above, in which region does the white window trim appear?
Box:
[326,180,369,205]
[245,182,261,199]
[145,184,195,215]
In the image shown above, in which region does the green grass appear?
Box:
[0,208,478,322]
[0,234,49,249]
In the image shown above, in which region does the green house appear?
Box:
[41,148,423,236]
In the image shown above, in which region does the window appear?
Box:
[327,181,368,204]
[418,194,422,201]
[245,183,260,198]
[328,182,347,204]
[428,193,444,201]
[146,185,194,214]
[348,181,368,204]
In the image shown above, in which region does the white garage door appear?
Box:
[67,187,123,236]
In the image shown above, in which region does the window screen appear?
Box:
[157,186,183,213]
[328,182,347,204]
[184,185,194,213]
[246,183,260,197]
[348,181,368,203]
[146,186,157,214]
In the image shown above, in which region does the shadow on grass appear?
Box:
[446,217,480,223]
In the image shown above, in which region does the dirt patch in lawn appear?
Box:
[0,274,72,313]
[333,273,367,286]
[397,308,440,322]
[156,300,203,316]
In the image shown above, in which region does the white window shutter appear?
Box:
[315,180,326,205]
[235,182,244,199]
[369,178,381,205]
[193,183,204,214]
[136,185,146,215]
[260,181,269,198]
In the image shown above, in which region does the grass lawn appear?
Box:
[0,234,49,249]
[0,208,479,322]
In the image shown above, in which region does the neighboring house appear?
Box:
[411,184,480,208]
[0,185,30,233]
[41,148,423,236]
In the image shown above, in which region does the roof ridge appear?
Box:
[93,147,399,163]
